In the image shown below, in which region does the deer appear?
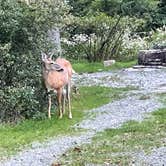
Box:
[41,52,73,119]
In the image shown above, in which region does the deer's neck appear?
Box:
[42,65,50,81]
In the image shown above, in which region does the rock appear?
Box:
[138,49,166,66]
[51,163,61,166]
[103,60,116,67]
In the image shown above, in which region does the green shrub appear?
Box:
[0,0,68,123]
[0,87,40,123]
[149,26,166,49]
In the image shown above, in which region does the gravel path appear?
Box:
[74,68,166,91]
[134,147,166,166]
[77,95,162,131]
[1,132,95,166]
[1,67,166,166]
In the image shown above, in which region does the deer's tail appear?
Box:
[72,69,76,74]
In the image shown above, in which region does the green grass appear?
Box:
[56,97,166,165]
[0,86,127,158]
[72,60,137,73]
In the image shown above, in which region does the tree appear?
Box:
[151,0,166,28]
[67,0,163,31]
[67,0,94,16]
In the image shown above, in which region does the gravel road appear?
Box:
[134,147,166,166]
[1,67,166,166]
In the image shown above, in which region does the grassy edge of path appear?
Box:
[73,60,137,73]
[54,94,166,166]
[0,86,132,159]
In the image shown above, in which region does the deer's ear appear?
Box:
[49,49,56,59]
[41,52,47,61]
[51,63,64,72]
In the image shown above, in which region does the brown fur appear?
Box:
[42,53,73,119]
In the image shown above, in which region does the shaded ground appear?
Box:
[1,67,166,166]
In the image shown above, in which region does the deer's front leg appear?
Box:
[62,87,66,115]
[57,88,63,119]
[48,93,51,119]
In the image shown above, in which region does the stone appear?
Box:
[103,60,116,67]
[138,49,166,66]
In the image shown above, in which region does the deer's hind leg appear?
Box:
[66,83,72,119]
[62,87,66,115]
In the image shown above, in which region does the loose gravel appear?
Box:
[1,67,166,166]
[134,147,166,166]
[73,68,166,91]
[77,95,162,131]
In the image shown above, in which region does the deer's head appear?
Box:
[41,52,63,72]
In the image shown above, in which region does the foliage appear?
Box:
[117,24,166,60]
[63,13,128,62]
[0,87,39,123]
[148,25,166,49]
[0,0,68,122]
[118,27,148,61]
[64,0,165,62]
[146,0,166,29]
[67,0,94,16]
[67,0,164,31]
[63,13,149,62]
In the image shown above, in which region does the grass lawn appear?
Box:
[72,60,137,73]
[55,95,166,165]
[0,86,128,158]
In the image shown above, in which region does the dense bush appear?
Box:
[63,14,128,62]
[148,26,166,49]
[118,27,148,61]
[0,87,39,123]
[117,25,166,61]
[62,14,149,62]
[0,0,68,123]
